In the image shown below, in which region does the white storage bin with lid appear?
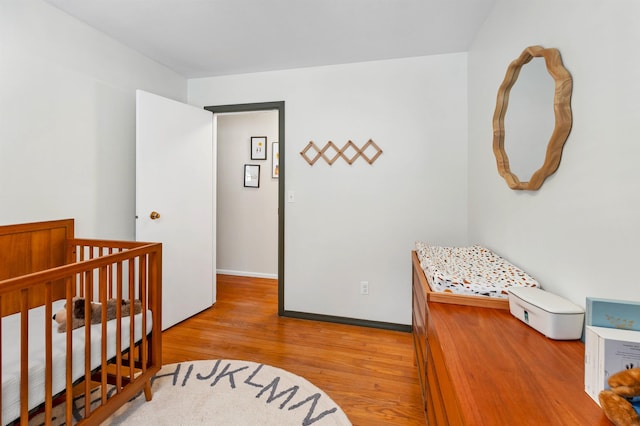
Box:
[508,287,585,340]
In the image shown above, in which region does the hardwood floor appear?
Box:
[162,274,426,425]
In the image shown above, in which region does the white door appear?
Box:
[135,90,215,330]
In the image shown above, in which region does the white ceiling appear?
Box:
[44,0,495,79]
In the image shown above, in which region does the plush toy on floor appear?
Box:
[599,368,640,426]
[53,297,142,333]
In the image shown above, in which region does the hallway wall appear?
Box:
[216,111,279,277]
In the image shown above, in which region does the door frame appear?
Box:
[204,101,285,315]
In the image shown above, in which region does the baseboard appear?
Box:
[280,310,412,333]
[216,269,278,280]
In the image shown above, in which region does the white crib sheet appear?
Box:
[415,242,540,298]
[1,299,153,425]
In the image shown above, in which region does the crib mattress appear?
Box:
[1,299,153,426]
[415,242,540,298]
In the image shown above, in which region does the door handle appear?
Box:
[150,211,161,220]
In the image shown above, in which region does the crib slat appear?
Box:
[20,289,28,426]
[44,284,53,424]
[107,247,115,299]
[100,265,108,404]
[150,249,162,373]
[140,255,148,375]
[115,261,123,392]
[128,258,135,381]
[65,287,73,425]
[78,244,85,298]
[83,269,92,419]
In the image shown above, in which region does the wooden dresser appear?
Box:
[411,252,611,425]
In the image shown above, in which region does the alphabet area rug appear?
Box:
[103,359,352,426]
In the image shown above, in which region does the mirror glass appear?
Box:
[492,46,573,190]
[504,58,555,180]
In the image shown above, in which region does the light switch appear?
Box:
[287,191,295,203]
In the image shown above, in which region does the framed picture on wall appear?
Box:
[244,164,260,188]
[250,136,267,160]
[272,142,279,178]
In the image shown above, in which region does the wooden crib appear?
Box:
[0,219,162,425]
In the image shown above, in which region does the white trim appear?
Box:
[216,269,277,280]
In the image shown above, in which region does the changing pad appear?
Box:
[415,242,540,298]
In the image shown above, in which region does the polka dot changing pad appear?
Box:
[415,242,540,298]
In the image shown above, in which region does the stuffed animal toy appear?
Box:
[53,297,142,333]
[599,368,640,426]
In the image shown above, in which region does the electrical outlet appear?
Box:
[360,281,369,295]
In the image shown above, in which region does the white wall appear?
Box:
[0,0,186,238]
[216,111,279,277]
[468,0,640,306]
[189,55,468,325]
[13,0,625,326]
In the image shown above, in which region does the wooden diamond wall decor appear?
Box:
[300,139,382,166]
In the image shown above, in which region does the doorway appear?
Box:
[205,102,285,315]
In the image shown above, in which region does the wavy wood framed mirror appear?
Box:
[492,46,573,190]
